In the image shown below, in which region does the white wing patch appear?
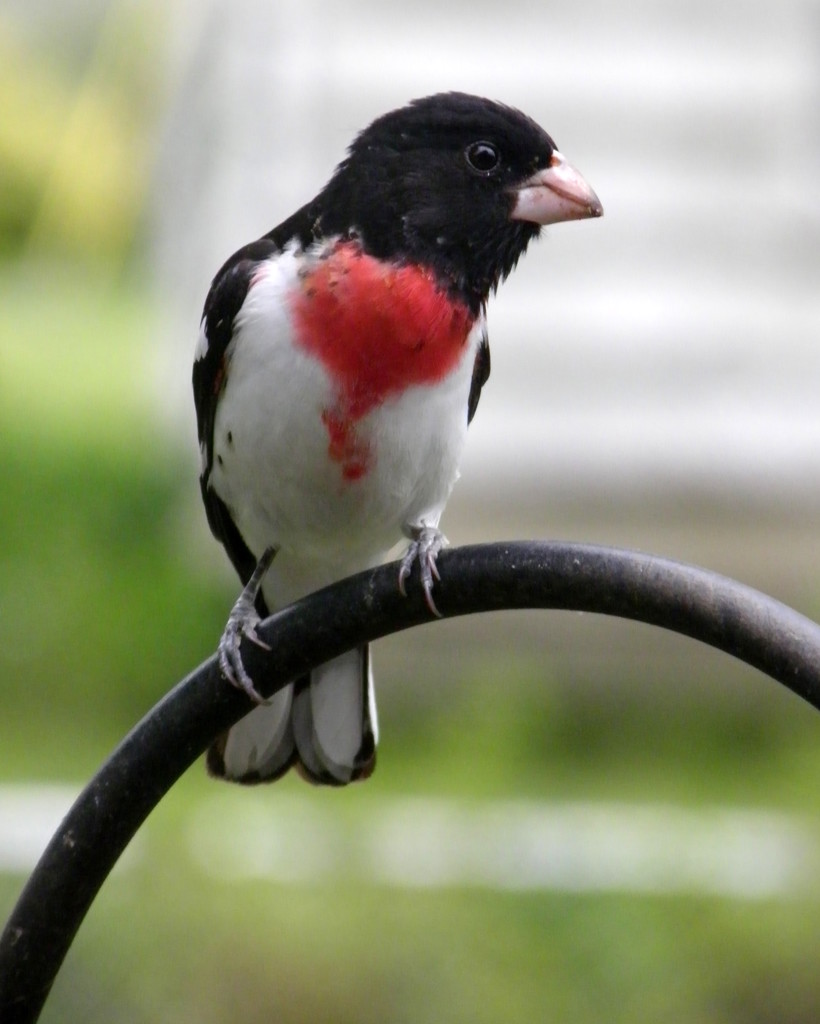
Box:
[194,318,209,360]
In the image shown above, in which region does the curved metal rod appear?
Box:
[2,540,820,1022]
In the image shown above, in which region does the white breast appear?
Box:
[209,247,485,604]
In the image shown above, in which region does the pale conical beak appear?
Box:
[510,151,603,225]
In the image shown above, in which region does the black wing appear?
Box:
[467,322,490,424]
[193,204,318,595]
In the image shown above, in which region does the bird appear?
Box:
[193,91,602,785]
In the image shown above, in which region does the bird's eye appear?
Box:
[465,141,500,175]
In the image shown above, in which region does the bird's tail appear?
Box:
[207,644,377,784]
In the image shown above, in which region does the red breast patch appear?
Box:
[291,242,474,480]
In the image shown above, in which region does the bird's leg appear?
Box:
[218,545,278,703]
[398,522,448,617]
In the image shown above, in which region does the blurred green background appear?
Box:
[2,2,820,1023]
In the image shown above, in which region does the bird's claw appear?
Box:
[217,546,276,704]
[398,526,447,617]
[218,608,270,704]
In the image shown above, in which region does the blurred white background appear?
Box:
[151,0,820,506]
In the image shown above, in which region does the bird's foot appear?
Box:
[398,525,448,617]
[218,546,277,704]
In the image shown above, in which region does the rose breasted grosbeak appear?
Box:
[193,92,602,785]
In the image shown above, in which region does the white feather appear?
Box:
[194,318,209,359]
[221,685,294,779]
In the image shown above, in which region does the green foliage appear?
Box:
[6,858,819,1024]
[0,10,160,270]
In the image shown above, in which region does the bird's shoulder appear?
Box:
[193,204,316,441]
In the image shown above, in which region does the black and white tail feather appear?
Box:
[208,642,378,785]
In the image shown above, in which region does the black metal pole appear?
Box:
[2,541,820,1023]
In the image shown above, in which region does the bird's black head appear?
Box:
[314,92,602,312]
